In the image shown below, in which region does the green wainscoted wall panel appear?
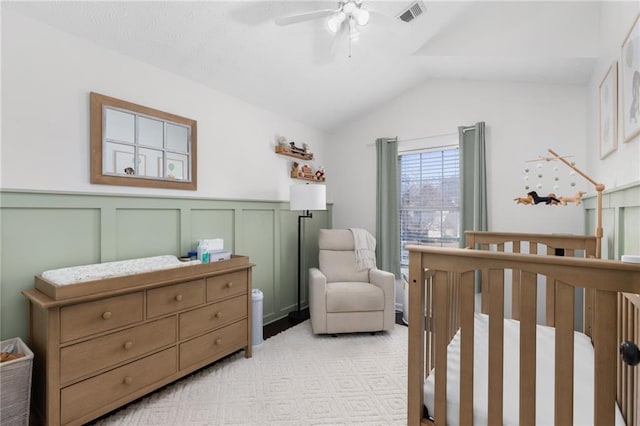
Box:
[622,207,640,257]
[0,190,332,341]
[241,209,277,322]
[1,207,101,340]
[583,181,640,260]
[279,209,299,313]
[116,209,181,259]
[190,209,235,253]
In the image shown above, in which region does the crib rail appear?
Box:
[407,246,640,426]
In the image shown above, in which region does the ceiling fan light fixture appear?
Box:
[342,2,356,15]
[327,11,346,33]
[354,8,369,26]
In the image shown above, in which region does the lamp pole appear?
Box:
[289,209,312,323]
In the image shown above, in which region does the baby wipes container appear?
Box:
[197,241,210,263]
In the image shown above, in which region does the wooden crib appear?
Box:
[407,231,640,425]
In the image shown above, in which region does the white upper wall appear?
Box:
[586,2,640,188]
[326,79,588,236]
[0,10,327,201]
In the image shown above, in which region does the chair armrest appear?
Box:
[369,269,396,331]
[309,267,328,334]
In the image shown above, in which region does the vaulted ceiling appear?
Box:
[4,1,606,131]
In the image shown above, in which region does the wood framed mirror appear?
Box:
[90,92,197,190]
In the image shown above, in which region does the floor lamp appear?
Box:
[289,183,326,322]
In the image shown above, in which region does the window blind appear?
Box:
[399,147,460,267]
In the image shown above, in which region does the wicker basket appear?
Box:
[1,337,33,426]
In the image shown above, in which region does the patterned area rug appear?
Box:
[94,321,408,425]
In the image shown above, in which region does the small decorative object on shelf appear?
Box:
[275,145,313,160]
[291,162,326,182]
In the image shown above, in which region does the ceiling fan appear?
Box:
[275,0,403,57]
[275,0,370,31]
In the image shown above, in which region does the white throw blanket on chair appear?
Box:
[349,228,377,271]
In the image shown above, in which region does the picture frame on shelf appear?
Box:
[621,12,640,142]
[599,61,617,159]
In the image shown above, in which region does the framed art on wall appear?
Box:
[599,61,618,159]
[621,12,640,142]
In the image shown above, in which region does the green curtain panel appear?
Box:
[375,137,400,278]
[459,122,488,248]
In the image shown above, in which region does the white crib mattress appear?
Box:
[41,255,201,286]
[424,313,625,425]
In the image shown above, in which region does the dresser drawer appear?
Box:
[147,279,205,318]
[60,316,176,384]
[179,320,247,370]
[60,292,144,342]
[179,295,247,340]
[60,347,176,424]
[206,270,247,302]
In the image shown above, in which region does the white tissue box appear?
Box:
[209,250,231,262]
[201,238,224,251]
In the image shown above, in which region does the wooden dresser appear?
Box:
[23,256,254,426]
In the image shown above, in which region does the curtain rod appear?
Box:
[366,131,458,147]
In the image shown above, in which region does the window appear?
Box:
[399,145,460,268]
[90,92,197,190]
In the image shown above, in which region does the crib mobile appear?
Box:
[514,148,597,206]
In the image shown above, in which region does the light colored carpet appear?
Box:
[94,321,408,425]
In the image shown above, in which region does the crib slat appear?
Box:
[519,271,537,426]
[635,307,639,426]
[407,251,426,426]
[584,287,594,338]
[623,297,629,419]
[481,268,490,314]
[459,271,475,426]
[554,281,574,426]
[434,270,449,425]
[488,269,504,425]
[511,241,522,320]
[546,246,556,327]
[594,289,617,425]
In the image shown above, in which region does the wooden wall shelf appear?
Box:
[275,145,313,160]
[291,172,325,182]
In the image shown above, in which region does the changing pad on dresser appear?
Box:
[41,255,200,286]
[31,254,260,302]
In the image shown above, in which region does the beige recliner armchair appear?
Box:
[309,229,396,334]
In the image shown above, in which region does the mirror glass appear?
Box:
[91,92,197,190]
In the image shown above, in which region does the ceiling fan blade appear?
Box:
[275,9,336,26]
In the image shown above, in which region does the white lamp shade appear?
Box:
[290,184,326,211]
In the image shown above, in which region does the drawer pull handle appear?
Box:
[123,341,134,350]
[226,282,233,288]
[215,338,222,345]
[175,294,183,302]
[123,376,133,385]
[215,312,224,319]
[102,311,112,320]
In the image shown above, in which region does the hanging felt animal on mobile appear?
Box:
[559,190,586,206]
[514,194,534,205]
[528,191,560,205]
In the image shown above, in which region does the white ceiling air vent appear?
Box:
[397,1,426,23]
